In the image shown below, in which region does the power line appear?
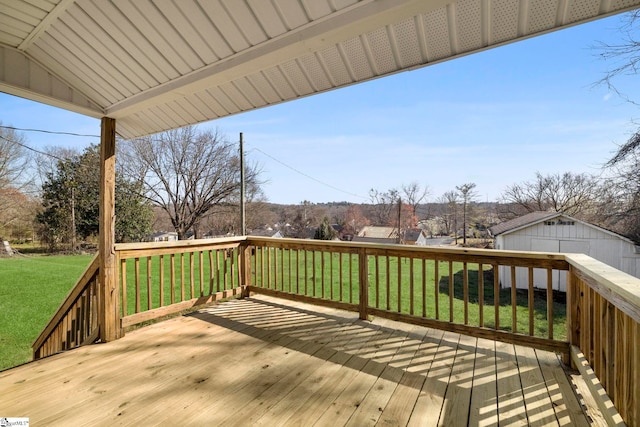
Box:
[248,145,368,200]
[2,124,369,200]
[0,134,65,161]
[0,125,99,138]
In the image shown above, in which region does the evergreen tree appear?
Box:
[37,144,153,250]
[314,217,336,240]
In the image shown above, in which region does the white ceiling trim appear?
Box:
[105,0,450,120]
[17,0,76,51]
[0,45,103,117]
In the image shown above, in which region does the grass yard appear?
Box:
[119,250,242,316]
[0,254,93,371]
[2,249,568,372]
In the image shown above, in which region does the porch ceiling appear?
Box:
[1,0,639,140]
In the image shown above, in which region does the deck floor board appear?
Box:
[0,295,592,426]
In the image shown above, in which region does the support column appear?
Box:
[99,117,121,341]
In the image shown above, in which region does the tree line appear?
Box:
[2,122,640,250]
[0,125,263,251]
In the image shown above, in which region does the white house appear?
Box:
[248,229,284,238]
[489,211,640,292]
[147,232,178,242]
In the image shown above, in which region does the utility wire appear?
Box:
[248,145,368,200]
[0,134,66,161]
[2,124,368,200]
[0,125,99,138]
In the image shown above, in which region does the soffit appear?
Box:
[1,0,639,139]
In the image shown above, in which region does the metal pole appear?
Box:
[239,132,246,236]
[397,197,402,244]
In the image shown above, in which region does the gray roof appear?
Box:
[404,228,425,242]
[489,211,560,236]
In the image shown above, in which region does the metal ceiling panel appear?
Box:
[0,0,639,139]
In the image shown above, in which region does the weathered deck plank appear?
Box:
[0,295,594,426]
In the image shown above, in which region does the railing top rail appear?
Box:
[117,236,567,262]
[565,253,640,324]
[116,237,247,259]
[245,236,569,267]
[115,236,247,252]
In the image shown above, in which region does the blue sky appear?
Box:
[1,12,638,205]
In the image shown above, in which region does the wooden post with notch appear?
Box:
[99,117,122,341]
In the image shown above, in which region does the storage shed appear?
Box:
[489,211,640,292]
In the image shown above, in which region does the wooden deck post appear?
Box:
[566,266,580,367]
[358,248,368,320]
[240,241,252,297]
[99,117,121,342]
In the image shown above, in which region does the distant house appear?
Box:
[403,228,428,246]
[354,226,398,245]
[354,226,428,245]
[147,232,178,242]
[358,226,397,239]
[489,211,640,292]
[248,229,283,238]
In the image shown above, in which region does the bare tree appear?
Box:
[0,188,38,241]
[456,183,477,245]
[342,204,370,236]
[600,149,640,240]
[0,124,29,189]
[120,126,262,240]
[197,173,269,237]
[593,9,640,186]
[34,146,79,187]
[368,188,399,226]
[592,12,640,240]
[498,172,599,220]
[0,125,33,240]
[401,181,430,220]
[437,191,459,237]
[593,9,640,104]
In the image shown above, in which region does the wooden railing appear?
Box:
[32,254,100,359]
[566,253,640,426]
[115,237,249,328]
[247,237,570,356]
[32,237,640,425]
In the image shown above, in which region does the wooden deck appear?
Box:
[1,295,593,426]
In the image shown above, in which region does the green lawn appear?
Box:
[1,249,567,371]
[0,254,93,370]
[119,250,241,316]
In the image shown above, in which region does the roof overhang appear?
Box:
[2,0,639,139]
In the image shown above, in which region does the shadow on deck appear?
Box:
[0,295,592,426]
